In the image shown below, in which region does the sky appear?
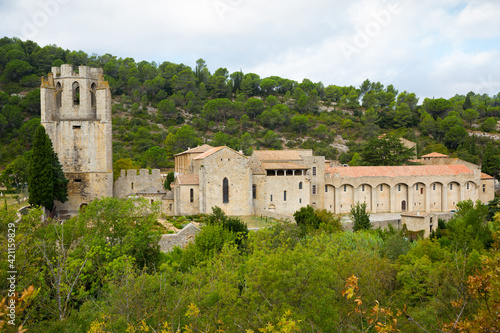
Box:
[1,0,500,100]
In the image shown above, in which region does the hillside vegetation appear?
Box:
[1,36,500,188]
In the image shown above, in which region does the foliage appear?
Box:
[293,206,342,234]
[27,125,68,211]
[350,202,372,231]
[164,171,174,190]
[361,134,415,166]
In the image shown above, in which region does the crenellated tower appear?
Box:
[41,64,113,217]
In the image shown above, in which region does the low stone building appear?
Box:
[169,145,495,219]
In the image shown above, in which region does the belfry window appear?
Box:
[223,177,229,203]
[56,82,62,108]
[73,81,80,105]
[90,82,96,107]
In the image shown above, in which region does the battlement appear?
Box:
[114,169,164,199]
[51,64,103,79]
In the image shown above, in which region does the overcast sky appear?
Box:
[1,0,500,100]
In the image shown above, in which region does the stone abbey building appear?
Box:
[41,65,495,220]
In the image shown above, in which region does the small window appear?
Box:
[344,185,347,192]
[73,125,81,129]
[299,198,302,203]
[223,177,229,203]
[270,194,273,202]
[483,184,486,193]
[169,204,173,210]
[284,191,287,201]
[466,183,469,190]
[421,188,423,194]
[151,199,154,204]
[433,184,436,190]
[362,185,365,192]
[380,185,383,191]
[190,188,194,203]
[252,185,256,199]
[299,182,303,189]
[398,184,401,191]
[325,185,328,193]
[312,167,317,176]
[73,81,80,105]
[131,182,134,190]
[450,184,453,190]
[416,184,418,191]
[312,185,317,195]
[74,179,82,183]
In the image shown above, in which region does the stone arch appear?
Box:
[376,183,391,213]
[463,181,477,201]
[447,181,461,211]
[394,183,408,212]
[268,204,276,212]
[72,81,80,106]
[79,203,88,212]
[357,183,372,211]
[412,182,426,212]
[325,184,335,212]
[430,182,443,212]
[339,184,354,214]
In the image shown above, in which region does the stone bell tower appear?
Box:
[40,64,113,217]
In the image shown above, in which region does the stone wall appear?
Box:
[159,223,200,252]
[114,169,164,198]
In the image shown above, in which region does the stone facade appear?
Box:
[172,145,496,219]
[41,64,112,217]
[159,223,200,252]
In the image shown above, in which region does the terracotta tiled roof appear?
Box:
[174,144,213,156]
[176,174,199,185]
[193,146,226,160]
[481,172,494,180]
[421,152,449,158]
[326,165,473,178]
[261,162,309,170]
[253,150,302,162]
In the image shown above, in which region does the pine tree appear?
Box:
[482,142,500,180]
[28,125,68,211]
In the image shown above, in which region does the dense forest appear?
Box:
[1,36,500,332]
[0,36,500,187]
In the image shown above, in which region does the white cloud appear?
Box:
[0,0,499,99]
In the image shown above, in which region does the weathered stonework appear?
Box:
[41,64,112,217]
[159,223,200,252]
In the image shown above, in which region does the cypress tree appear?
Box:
[28,125,68,211]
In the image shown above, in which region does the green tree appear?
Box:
[463,108,479,128]
[164,171,175,190]
[28,125,68,211]
[482,142,500,180]
[360,134,415,166]
[481,117,497,132]
[350,202,371,231]
[113,158,139,181]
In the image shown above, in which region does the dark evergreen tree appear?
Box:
[360,134,415,166]
[463,93,473,110]
[28,125,68,211]
[350,202,372,231]
[164,171,175,191]
[482,142,500,180]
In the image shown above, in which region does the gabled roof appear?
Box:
[421,152,449,158]
[253,150,303,162]
[176,174,199,185]
[326,165,473,178]
[193,146,226,160]
[481,172,494,180]
[261,162,309,170]
[174,144,213,156]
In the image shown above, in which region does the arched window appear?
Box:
[223,177,229,203]
[190,188,194,203]
[299,182,303,189]
[90,82,96,107]
[73,81,80,105]
[284,191,287,201]
[56,82,62,108]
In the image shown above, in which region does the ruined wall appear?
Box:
[159,223,200,252]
